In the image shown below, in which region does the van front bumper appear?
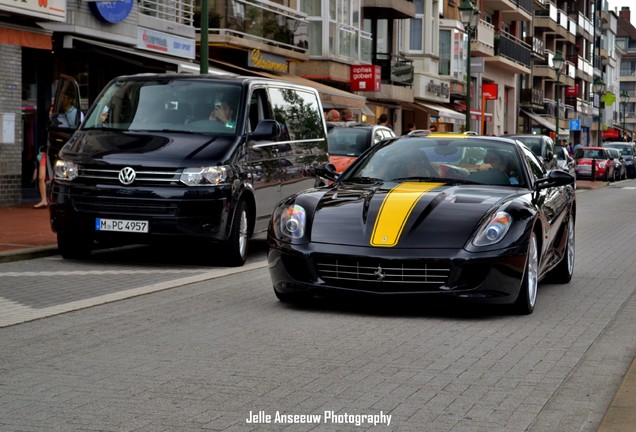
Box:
[50,182,232,242]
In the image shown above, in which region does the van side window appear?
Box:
[248,89,268,132]
[267,87,326,142]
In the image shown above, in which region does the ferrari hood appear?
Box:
[310,182,521,248]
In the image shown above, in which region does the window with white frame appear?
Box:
[406,0,424,53]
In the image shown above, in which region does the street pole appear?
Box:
[621,90,629,141]
[552,51,564,145]
[593,76,605,147]
[458,0,479,133]
[200,0,209,74]
[466,32,472,130]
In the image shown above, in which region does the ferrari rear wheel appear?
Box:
[513,232,538,315]
[549,216,575,283]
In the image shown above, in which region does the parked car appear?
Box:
[503,134,556,170]
[554,145,576,178]
[327,123,395,172]
[49,74,330,266]
[573,147,616,181]
[603,142,636,178]
[606,147,626,180]
[269,135,576,315]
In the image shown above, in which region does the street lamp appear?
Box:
[552,51,565,144]
[621,90,629,141]
[593,76,606,146]
[458,0,480,131]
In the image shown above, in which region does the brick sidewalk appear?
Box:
[0,204,56,253]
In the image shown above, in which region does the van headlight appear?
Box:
[180,166,229,186]
[54,160,79,181]
[473,211,512,246]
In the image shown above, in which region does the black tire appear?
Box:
[57,231,93,260]
[549,216,575,283]
[513,232,538,315]
[223,200,250,267]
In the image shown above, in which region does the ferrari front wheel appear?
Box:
[513,232,538,315]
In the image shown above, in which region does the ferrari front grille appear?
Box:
[316,257,450,292]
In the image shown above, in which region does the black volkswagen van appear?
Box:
[49,74,328,266]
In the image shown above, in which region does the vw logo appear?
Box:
[118,167,136,185]
[374,266,386,282]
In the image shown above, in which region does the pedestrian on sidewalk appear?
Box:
[33,147,48,209]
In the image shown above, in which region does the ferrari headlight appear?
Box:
[180,166,229,186]
[473,211,512,246]
[279,204,306,239]
[54,159,79,181]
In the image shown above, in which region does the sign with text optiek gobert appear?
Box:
[482,83,498,100]
[350,65,381,92]
[566,84,579,97]
[138,28,195,59]
[248,49,288,73]
[0,0,66,21]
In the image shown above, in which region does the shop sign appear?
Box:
[602,128,620,139]
[482,83,498,100]
[89,0,133,24]
[0,0,66,22]
[350,65,381,92]
[248,49,288,73]
[426,80,450,98]
[138,28,195,59]
[566,84,579,97]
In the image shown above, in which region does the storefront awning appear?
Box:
[211,59,367,110]
[417,103,465,121]
[451,104,493,122]
[67,36,231,75]
[521,109,568,136]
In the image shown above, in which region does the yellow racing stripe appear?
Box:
[370,182,444,247]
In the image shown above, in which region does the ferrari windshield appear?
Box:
[342,137,527,187]
[82,78,243,134]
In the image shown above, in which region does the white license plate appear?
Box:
[577,166,591,173]
[96,218,149,233]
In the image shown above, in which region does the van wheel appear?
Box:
[58,231,93,260]
[224,200,250,266]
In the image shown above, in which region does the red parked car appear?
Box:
[573,146,616,181]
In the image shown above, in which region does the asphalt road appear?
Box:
[1,183,636,431]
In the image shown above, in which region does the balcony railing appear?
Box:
[529,36,544,56]
[374,53,414,86]
[141,0,194,26]
[577,12,593,35]
[200,0,309,53]
[518,0,532,14]
[495,31,531,68]
[474,20,494,49]
[520,88,544,106]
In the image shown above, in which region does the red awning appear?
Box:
[602,128,620,139]
[451,103,493,122]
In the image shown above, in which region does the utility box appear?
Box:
[1,113,16,144]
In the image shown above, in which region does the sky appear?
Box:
[607,1,636,27]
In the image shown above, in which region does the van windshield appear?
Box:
[83,78,243,135]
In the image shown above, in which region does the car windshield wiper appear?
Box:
[390,176,477,185]
[344,176,384,184]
